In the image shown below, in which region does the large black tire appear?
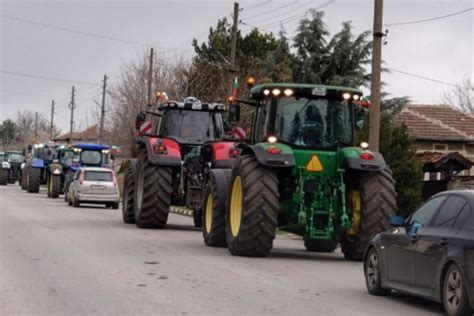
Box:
[341,169,397,261]
[203,169,231,247]
[0,169,8,185]
[122,163,136,224]
[226,155,279,257]
[21,168,28,190]
[48,175,61,198]
[134,148,172,228]
[27,167,41,193]
[304,237,337,253]
[193,209,203,228]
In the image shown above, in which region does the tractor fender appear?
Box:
[340,147,386,171]
[136,137,182,167]
[240,143,295,168]
[210,141,235,169]
[30,158,44,169]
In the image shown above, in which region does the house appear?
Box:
[55,124,113,144]
[396,105,474,198]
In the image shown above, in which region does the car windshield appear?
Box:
[6,152,24,162]
[84,171,113,182]
[262,97,353,149]
[160,110,222,144]
[80,150,102,165]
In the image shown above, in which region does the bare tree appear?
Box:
[442,76,474,114]
[14,110,54,148]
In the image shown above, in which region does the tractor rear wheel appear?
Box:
[341,169,397,261]
[226,155,279,257]
[134,148,172,228]
[122,164,136,224]
[27,168,41,193]
[0,169,8,185]
[203,169,231,247]
[304,237,337,253]
[193,209,203,228]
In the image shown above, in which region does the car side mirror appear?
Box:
[135,112,146,130]
[389,215,404,227]
[228,105,240,124]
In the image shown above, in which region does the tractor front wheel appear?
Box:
[21,169,28,190]
[49,175,61,198]
[341,169,397,261]
[0,169,8,185]
[27,168,41,193]
[122,163,136,224]
[226,155,279,257]
[203,169,231,247]
[134,148,172,228]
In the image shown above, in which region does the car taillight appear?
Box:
[360,152,374,160]
[266,146,281,155]
[79,171,84,185]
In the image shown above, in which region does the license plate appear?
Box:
[90,185,106,189]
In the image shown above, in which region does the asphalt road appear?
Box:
[1,184,445,315]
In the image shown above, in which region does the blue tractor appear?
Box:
[23,143,62,195]
[63,143,111,201]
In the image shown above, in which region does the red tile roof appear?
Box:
[396,105,474,141]
[55,125,112,142]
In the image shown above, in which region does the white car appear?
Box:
[67,167,120,209]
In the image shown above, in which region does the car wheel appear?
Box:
[443,264,472,316]
[364,247,391,296]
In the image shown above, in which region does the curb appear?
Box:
[170,206,193,217]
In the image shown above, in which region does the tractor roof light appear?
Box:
[353,94,360,101]
[360,142,369,149]
[263,89,270,96]
[343,93,351,100]
[283,89,293,97]
[267,135,278,143]
[272,89,281,96]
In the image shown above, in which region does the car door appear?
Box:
[415,195,467,288]
[386,195,447,284]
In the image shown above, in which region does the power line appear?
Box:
[385,7,473,26]
[387,68,465,89]
[243,0,301,21]
[0,14,147,46]
[0,70,99,86]
[242,1,272,12]
[245,0,314,25]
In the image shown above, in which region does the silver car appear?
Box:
[67,167,120,209]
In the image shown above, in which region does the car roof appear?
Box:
[79,167,113,172]
[432,190,474,204]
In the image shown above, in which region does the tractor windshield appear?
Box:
[261,97,353,149]
[78,150,102,165]
[5,152,24,163]
[160,109,224,144]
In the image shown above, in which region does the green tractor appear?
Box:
[202,83,397,260]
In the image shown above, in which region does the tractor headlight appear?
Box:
[272,89,281,96]
[2,161,11,168]
[263,89,270,96]
[267,135,278,143]
[343,93,351,100]
[360,142,369,149]
[353,94,360,100]
[283,89,293,97]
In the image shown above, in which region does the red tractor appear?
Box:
[122,97,235,229]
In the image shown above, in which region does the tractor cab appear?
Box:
[233,83,367,149]
[70,143,111,170]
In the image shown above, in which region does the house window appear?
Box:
[433,144,448,151]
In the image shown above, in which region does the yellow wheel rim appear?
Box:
[205,194,213,234]
[230,176,243,237]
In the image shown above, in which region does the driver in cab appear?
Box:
[289,104,324,146]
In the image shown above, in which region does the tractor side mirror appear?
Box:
[135,112,146,130]
[228,105,241,124]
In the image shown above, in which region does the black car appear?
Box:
[364,190,474,316]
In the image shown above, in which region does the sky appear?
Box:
[1,0,473,134]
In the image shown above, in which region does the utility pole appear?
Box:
[50,100,55,140]
[68,86,76,145]
[34,112,38,143]
[369,0,384,152]
[99,74,107,144]
[228,2,239,96]
[147,47,154,105]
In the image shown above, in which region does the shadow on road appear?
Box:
[268,248,346,262]
[386,291,445,315]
